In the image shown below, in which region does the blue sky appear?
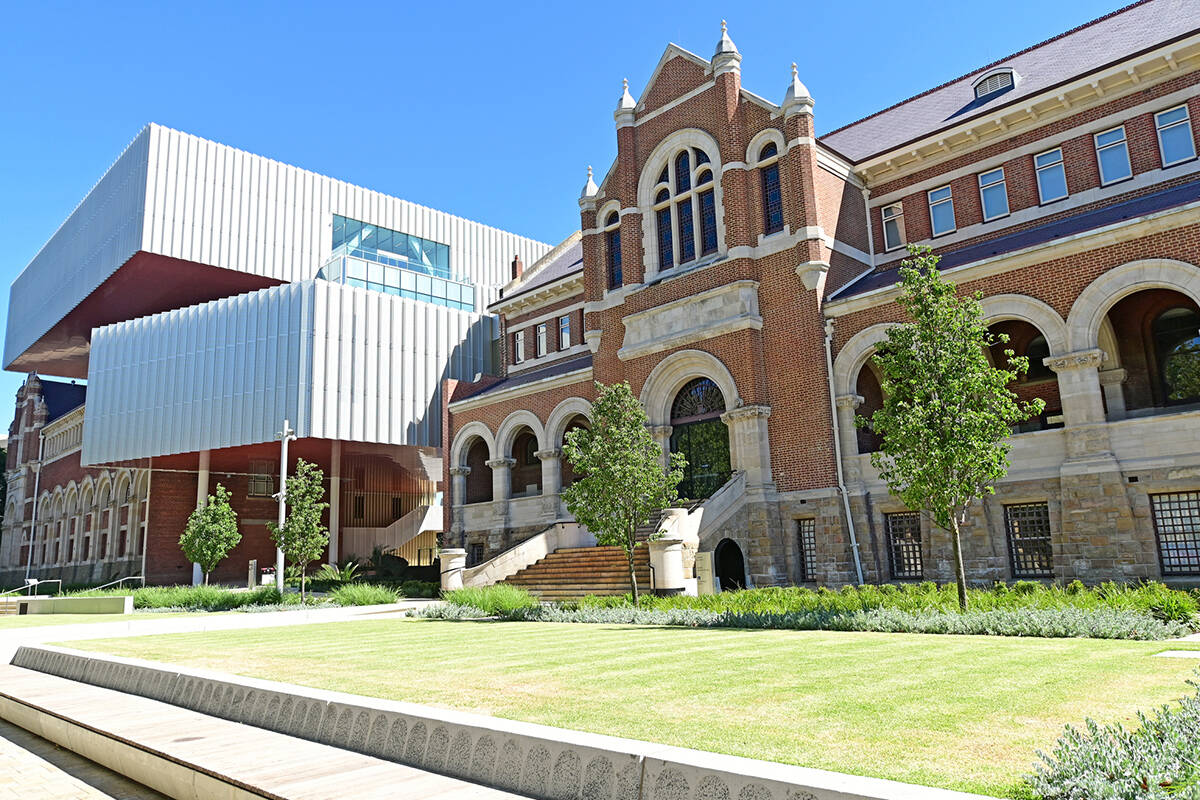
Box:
[0,0,1112,403]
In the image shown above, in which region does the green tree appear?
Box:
[859,246,1043,610]
[179,484,240,584]
[268,458,330,601]
[561,381,685,606]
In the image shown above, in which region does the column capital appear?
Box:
[1044,348,1105,373]
[448,466,471,477]
[647,425,673,438]
[1098,367,1128,386]
[721,404,772,423]
[534,448,561,461]
[835,394,864,410]
[485,457,516,470]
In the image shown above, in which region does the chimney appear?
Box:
[511,254,524,281]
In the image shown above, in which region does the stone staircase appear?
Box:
[502,545,652,601]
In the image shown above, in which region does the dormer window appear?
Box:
[973,69,1016,101]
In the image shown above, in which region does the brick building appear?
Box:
[445,1,1200,590]
[0,125,550,587]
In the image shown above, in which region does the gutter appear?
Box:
[824,319,865,585]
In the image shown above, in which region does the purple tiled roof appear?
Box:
[41,379,87,423]
[458,354,593,401]
[495,239,583,305]
[821,0,1200,162]
[831,177,1200,300]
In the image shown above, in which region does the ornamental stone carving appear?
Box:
[485,458,517,470]
[1043,348,1105,373]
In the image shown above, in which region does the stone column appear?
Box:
[648,538,685,595]
[328,440,341,565]
[439,548,467,591]
[192,449,210,585]
[1098,368,1128,421]
[448,466,470,547]
[720,405,773,489]
[648,425,673,471]
[536,448,562,517]
[1046,349,1107,429]
[487,457,515,537]
[834,394,864,485]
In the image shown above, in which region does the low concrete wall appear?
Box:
[11,644,995,800]
[2,595,133,615]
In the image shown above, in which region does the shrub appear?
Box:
[330,583,398,606]
[400,580,439,599]
[313,561,361,585]
[442,584,538,615]
[1030,673,1200,799]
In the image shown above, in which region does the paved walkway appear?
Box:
[0,717,168,800]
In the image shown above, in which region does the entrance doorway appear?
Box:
[714,538,746,591]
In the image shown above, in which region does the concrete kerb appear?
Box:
[10,644,997,800]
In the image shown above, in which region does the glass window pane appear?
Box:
[677,199,695,263]
[1035,149,1062,169]
[384,266,400,288]
[929,186,952,203]
[1096,128,1125,147]
[421,237,438,268]
[360,224,378,251]
[463,287,475,308]
[1098,142,1132,183]
[436,243,450,271]
[416,275,432,296]
[1159,120,1196,165]
[345,218,362,248]
[406,235,423,263]
[675,151,691,193]
[400,270,416,290]
[332,215,346,249]
[1157,107,1189,127]
[981,182,1009,219]
[346,258,366,281]
[367,261,384,285]
[1037,163,1068,202]
[930,198,955,235]
[883,217,902,250]
[699,191,717,255]
[656,206,673,269]
[979,168,1004,186]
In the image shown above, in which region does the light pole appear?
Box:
[274,419,296,594]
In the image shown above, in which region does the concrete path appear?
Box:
[0,600,436,662]
[0,717,168,800]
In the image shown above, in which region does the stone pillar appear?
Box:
[328,440,341,565]
[449,466,470,547]
[648,426,673,471]
[1046,349,1107,429]
[192,450,210,586]
[648,538,685,595]
[536,448,562,517]
[835,394,864,485]
[487,457,515,538]
[720,405,773,489]
[439,548,467,591]
[1098,368,1128,421]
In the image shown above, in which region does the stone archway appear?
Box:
[714,538,747,591]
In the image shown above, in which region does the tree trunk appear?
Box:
[627,547,639,608]
[204,572,209,585]
[301,567,306,603]
[949,514,969,611]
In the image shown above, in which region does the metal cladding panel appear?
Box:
[7,122,550,371]
[4,128,151,368]
[83,281,494,463]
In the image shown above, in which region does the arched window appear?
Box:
[1153,306,1200,405]
[464,438,492,504]
[653,148,718,271]
[511,428,543,496]
[603,211,622,291]
[759,142,784,235]
[1023,335,1053,382]
[669,378,731,500]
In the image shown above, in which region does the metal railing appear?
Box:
[0,578,63,597]
[89,575,145,592]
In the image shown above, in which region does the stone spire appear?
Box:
[614,78,636,128]
[782,62,814,117]
[712,20,741,77]
[579,166,599,208]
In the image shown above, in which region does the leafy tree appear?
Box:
[562,381,685,606]
[179,484,240,584]
[859,246,1043,610]
[268,458,330,601]
[1164,339,1200,402]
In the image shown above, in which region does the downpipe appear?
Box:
[824,319,865,585]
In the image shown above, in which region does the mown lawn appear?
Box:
[68,619,1200,798]
[0,611,214,629]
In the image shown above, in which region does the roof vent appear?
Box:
[973,69,1016,100]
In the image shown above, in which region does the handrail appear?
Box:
[89,575,145,592]
[0,578,63,597]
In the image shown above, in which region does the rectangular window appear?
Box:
[1034,148,1069,203]
[699,191,718,255]
[1156,105,1196,167]
[1094,126,1132,185]
[535,324,548,358]
[885,512,923,580]
[656,206,673,270]
[927,185,956,236]
[796,519,817,582]
[1005,502,1054,578]
[1151,492,1200,576]
[977,167,1009,221]
[248,460,275,497]
[761,163,783,235]
[513,330,525,364]
[559,315,571,349]
[606,228,622,290]
[881,204,905,251]
[677,199,696,263]
[468,542,485,567]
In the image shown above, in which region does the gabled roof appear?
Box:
[40,379,87,423]
[821,0,1200,163]
[493,233,584,308]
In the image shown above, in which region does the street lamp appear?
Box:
[273,419,297,594]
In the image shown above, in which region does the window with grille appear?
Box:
[796,519,817,582]
[468,543,485,567]
[885,512,923,580]
[1005,503,1054,578]
[649,146,719,272]
[248,460,275,497]
[759,142,784,235]
[1151,492,1200,576]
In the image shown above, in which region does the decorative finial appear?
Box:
[783,61,814,115]
[616,77,636,113]
[580,164,600,200]
[792,62,798,79]
[721,19,727,33]
[623,78,628,91]
[587,165,593,179]
[714,18,739,59]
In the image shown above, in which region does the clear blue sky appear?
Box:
[0,0,1113,403]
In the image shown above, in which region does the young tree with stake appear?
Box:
[179,484,240,584]
[561,381,686,607]
[859,246,1043,610]
[268,458,330,601]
